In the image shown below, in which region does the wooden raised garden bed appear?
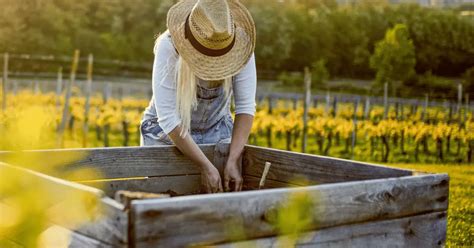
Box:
[0,144,449,247]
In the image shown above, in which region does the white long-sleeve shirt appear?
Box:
[142,31,257,134]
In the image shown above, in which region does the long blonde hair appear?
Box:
[176,57,233,137]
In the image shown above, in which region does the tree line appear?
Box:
[0,0,473,91]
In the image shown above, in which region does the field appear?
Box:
[388,163,473,247]
[2,90,472,164]
[1,90,473,246]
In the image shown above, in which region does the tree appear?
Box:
[247,1,293,71]
[369,24,416,95]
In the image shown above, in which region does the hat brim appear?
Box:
[167,0,256,81]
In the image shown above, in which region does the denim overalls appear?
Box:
[140,78,233,146]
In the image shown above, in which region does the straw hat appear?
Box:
[167,0,256,81]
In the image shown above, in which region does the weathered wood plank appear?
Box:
[217,211,447,248]
[0,145,215,180]
[243,145,413,184]
[0,162,128,246]
[131,173,448,247]
[69,230,115,248]
[0,162,104,203]
[243,175,301,190]
[213,142,230,176]
[0,204,125,248]
[83,173,302,199]
[40,225,116,248]
[80,175,201,198]
[73,197,128,246]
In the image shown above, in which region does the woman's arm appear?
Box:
[224,114,253,191]
[168,126,223,193]
[224,53,257,191]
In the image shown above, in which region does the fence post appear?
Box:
[268,95,273,114]
[332,95,338,117]
[103,82,112,147]
[83,54,94,147]
[56,67,63,109]
[302,67,311,153]
[457,83,462,114]
[422,94,429,122]
[400,102,404,121]
[267,95,273,148]
[383,82,388,119]
[395,102,399,120]
[325,91,330,116]
[351,97,360,159]
[364,96,370,120]
[58,50,80,147]
[2,53,8,111]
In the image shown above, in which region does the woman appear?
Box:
[140,0,256,193]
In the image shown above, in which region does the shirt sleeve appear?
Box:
[152,33,181,134]
[233,53,257,116]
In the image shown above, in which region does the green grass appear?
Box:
[388,163,473,247]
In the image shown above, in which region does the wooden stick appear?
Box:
[83,54,94,147]
[258,162,272,189]
[325,91,330,116]
[363,96,370,120]
[103,82,111,147]
[302,67,311,153]
[351,98,360,159]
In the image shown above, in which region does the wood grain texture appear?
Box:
[0,145,215,180]
[213,142,230,175]
[69,230,115,248]
[0,163,128,246]
[130,173,448,247]
[243,175,301,190]
[217,211,447,248]
[243,145,413,184]
[74,197,128,246]
[41,225,116,248]
[81,175,201,198]
[0,162,104,204]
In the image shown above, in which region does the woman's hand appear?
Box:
[224,114,253,192]
[168,125,224,193]
[224,158,243,192]
[202,164,223,193]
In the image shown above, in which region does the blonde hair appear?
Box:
[176,57,233,137]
